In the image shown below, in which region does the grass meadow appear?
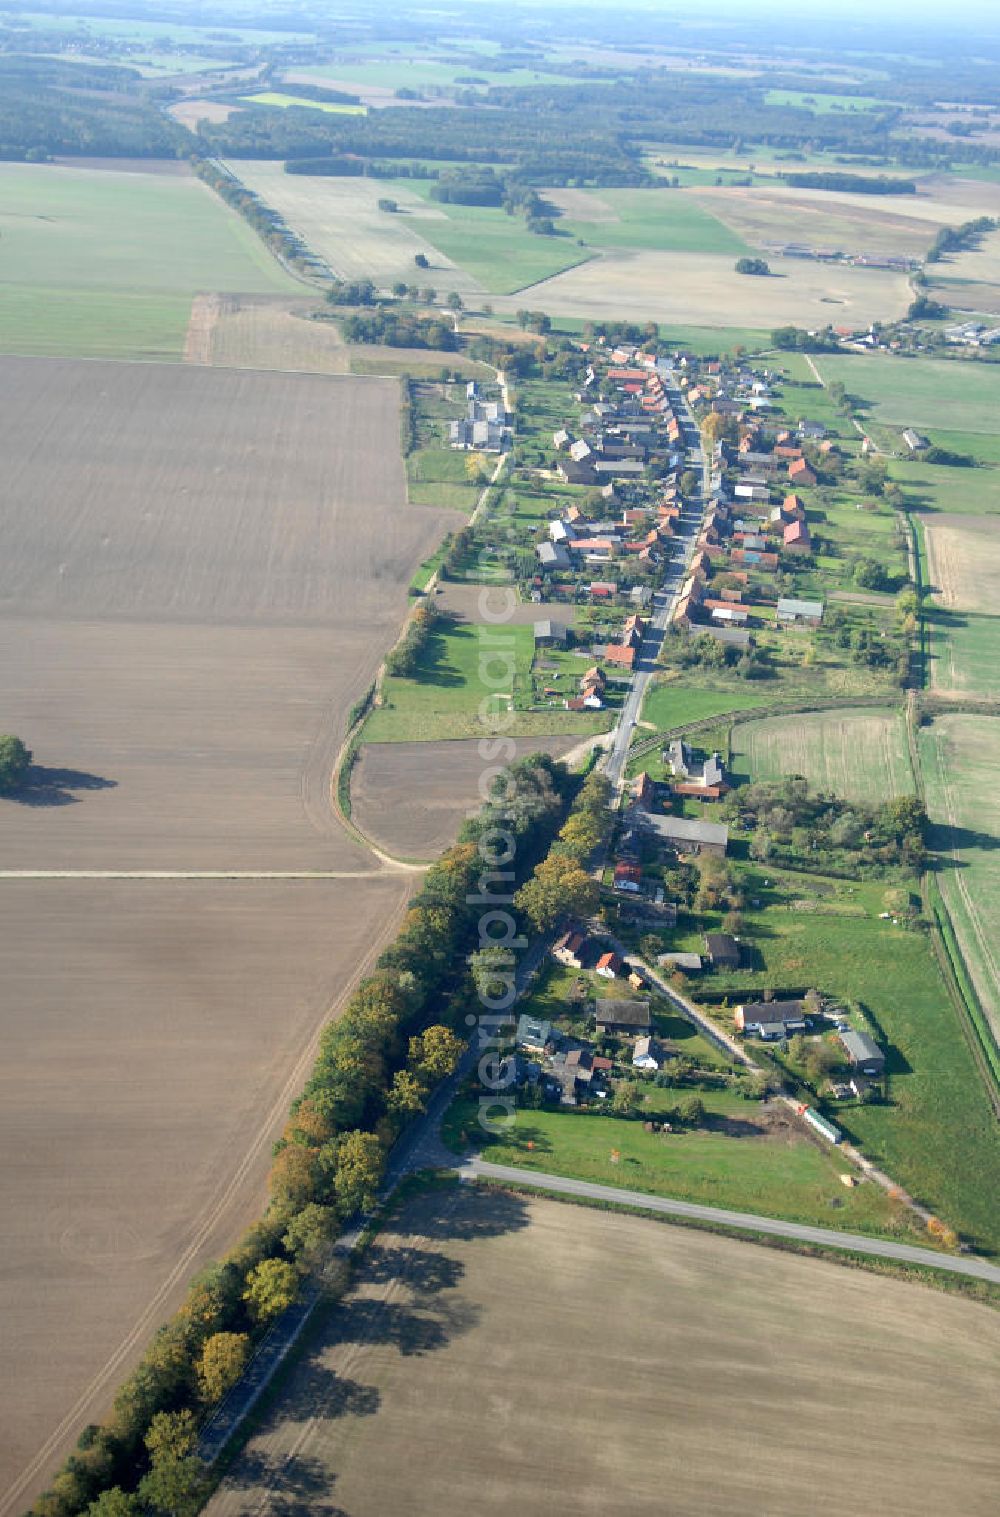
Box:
[365,619,605,741]
[709,872,1000,1256]
[443,1089,910,1237]
[921,713,1000,1046]
[640,679,770,731]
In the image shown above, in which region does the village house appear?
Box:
[636,813,730,858]
[604,642,637,669]
[613,859,643,893]
[516,1014,555,1053]
[838,1028,885,1076]
[783,519,812,555]
[536,541,571,572]
[596,950,624,979]
[595,999,652,1035]
[705,933,741,969]
[777,597,824,627]
[734,999,808,1039]
[534,619,568,646]
[552,930,589,969]
[788,458,817,487]
[632,1036,661,1070]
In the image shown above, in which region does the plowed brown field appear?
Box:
[207,1185,1000,1517]
[0,357,449,1510]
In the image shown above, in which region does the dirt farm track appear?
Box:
[0,357,451,1509]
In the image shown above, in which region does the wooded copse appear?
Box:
[31,753,604,1517]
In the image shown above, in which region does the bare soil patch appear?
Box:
[183,290,221,363]
[352,735,578,858]
[0,875,412,1515]
[207,1185,1000,1517]
[545,187,621,222]
[499,247,910,329]
[920,513,1000,615]
[694,185,935,257]
[168,99,240,127]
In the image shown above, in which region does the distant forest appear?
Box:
[5,43,1000,179]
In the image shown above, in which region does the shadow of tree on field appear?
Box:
[219,1186,531,1509]
[7,764,117,807]
[224,1449,351,1516]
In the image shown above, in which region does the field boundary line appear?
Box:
[461,1161,1000,1281]
[0,869,404,880]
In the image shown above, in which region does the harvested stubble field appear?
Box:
[692,180,1000,259]
[920,514,1000,616]
[206,1185,1000,1517]
[921,713,1000,1044]
[221,162,482,292]
[184,293,351,373]
[497,247,910,330]
[351,735,579,858]
[732,706,913,803]
[0,356,450,1508]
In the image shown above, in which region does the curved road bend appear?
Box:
[462,1160,1000,1284]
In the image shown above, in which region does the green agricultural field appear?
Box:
[443,1087,914,1239]
[295,55,587,91]
[732,707,913,800]
[544,316,770,353]
[559,187,752,257]
[927,608,1000,697]
[240,91,366,114]
[394,184,593,294]
[364,619,606,741]
[764,88,894,113]
[921,713,1000,1049]
[641,680,770,730]
[707,875,1000,1256]
[0,162,297,359]
[813,353,1000,436]
[892,454,1000,518]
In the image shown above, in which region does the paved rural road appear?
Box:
[461,1160,1000,1283]
[604,376,706,789]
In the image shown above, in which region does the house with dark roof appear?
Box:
[638,813,729,857]
[595,999,652,1034]
[552,930,589,969]
[838,1028,885,1076]
[705,933,741,969]
[734,1000,807,1038]
[516,1014,554,1051]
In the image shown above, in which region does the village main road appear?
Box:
[461,1160,1000,1284]
[604,376,706,789]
